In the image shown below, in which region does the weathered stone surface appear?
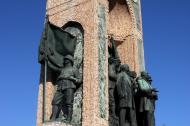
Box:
[108,2,136,71]
[72,87,82,126]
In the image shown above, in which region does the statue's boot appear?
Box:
[50,105,60,121]
[109,105,117,119]
[66,107,73,123]
[112,107,117,119]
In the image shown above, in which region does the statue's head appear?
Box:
[141,71,152,82]
[64,55,74,66]
[147,74,152,83]
[114,59,121,67]
[129,71,137,79]
[108,57,114,64]
[108,57,121,69]
[141,71,148,77]
[120,64,130,72]
[108,57,120,63]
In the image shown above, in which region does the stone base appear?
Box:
[43,122,72,126]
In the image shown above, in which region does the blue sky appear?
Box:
[0,0,189,126]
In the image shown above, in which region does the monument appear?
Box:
[36,0,158,126]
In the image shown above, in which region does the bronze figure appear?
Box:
[50,55,80,123]
[135,71,158,126]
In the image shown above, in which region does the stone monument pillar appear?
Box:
[36,0,145,126]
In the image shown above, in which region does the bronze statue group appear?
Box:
[46,34,158,126]
[108,36,158,126]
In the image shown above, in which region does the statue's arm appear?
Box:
[108,66,117,81]
[47,62,62,73]
[68,76,78,82]
[73,68,82,84]
[133,80,138,93]
[116,74,125,97]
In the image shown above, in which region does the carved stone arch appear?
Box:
[62,21,84,36]
[108,0,130,13]
[108,0,135,66]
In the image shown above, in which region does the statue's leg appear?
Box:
[152,111,155,126]
[149,111,155,126]
[136,111,144,126]
[129,108,137,126]
[125,108,132,126]
[109,88,116,117]
[64,88,74,122]
[50,90,64,121]
[119,108,126,126]
[109,88,119,126]
[144,111,154,126]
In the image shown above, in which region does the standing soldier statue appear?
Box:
[135,71,158,126]
[128,71,138,126]
[108,35,121,126]
[116,64,136,126]
[108,57,120,123]
[50,55,80,123]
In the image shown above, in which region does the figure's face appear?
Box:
[125,68,129,73]
[130,71,137,78]
[120,64,129,72]
[141,72,148,77]
[115,61,120,67]
[147,74,152,82]
[141,72,152,82]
